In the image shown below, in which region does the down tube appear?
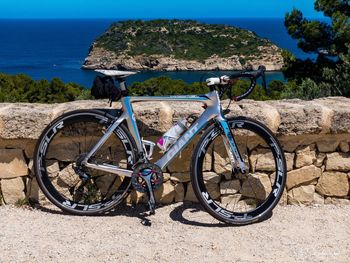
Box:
[155,114,211,170]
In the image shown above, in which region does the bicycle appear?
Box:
[34,65,287,225]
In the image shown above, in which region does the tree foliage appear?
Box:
[283,0,350,97]
[0,73,91,103]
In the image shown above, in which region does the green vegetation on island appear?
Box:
[95,19,276,61]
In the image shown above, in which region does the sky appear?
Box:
[0,0,323,19]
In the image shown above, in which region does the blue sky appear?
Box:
[0,0,323,19]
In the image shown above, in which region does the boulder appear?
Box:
[203,172,221,184]
[174,182,184,202]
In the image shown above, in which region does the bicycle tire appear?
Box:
[34,109,137,215]
[191,116,286,225]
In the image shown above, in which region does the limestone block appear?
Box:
[0,149,28,179]
[315,153,326,167]
[316,171,349,197]
[174,182,184,202]
[286,165,321,190]
[241,172,272,200]
[1,177,25,204]
[339,141,350,153]
[287,185,315,205]
[184,183,198,202]
[249,148,276,172]
[326,152,350,171]
[203,172,221,184]
[285,152,295,172]
[155,181,175,204]
[317,138,339,152]
[220,180,241,195]
[295,144,316,168]
[170,172,190,183]
[220,194,242,206]
[167,146,193,172]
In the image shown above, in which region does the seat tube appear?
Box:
[122,97,144,153]
[217,117,247,173]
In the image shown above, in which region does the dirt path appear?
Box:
[0,203,349,263]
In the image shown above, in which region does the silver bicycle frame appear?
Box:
[83,90,246,177]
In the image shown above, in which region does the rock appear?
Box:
[155,181,175,204]
[315,153,326,167]
[203,172,221,184]
[220,194,242,206]
[0,177,25,204]
[313,192,325,205]
[184,183,198,202]
[286,165,321,190]
[0,149,28,179]
[174,183,184,202]
[205,182,220,200]
[316,171,349,197]
[241,172,272,200]
[249,148,276,172]
[326,152,350,171]
[295,145,316,168]
[26,177,50,205]
[170,173,190,183]
[339,141,350,153]
[287,185,315,205]
[167,147,192,173]
[285,152,295,172]
[220,180,241,195]
[317,138,339,152]
[324,197,350,205]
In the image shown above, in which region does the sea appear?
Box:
[0,18,310,88]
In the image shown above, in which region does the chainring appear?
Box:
[131,163,163,193]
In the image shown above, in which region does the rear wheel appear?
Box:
[34,110,137,215]
[191,117,286,225]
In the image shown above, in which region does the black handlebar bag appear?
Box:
[91,76,121,102]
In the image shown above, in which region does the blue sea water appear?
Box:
[0,18,309,88]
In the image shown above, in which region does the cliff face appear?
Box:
[82,20,284,71]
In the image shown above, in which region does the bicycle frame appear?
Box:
[82,90,246,177]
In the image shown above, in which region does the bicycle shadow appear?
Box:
[34,202,154,226]
[168,202,273,227]
[33,201,272,228]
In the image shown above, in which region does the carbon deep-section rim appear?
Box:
[191,117,286,225]
[34,110,137,215]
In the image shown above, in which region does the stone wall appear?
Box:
[0,97,349,206]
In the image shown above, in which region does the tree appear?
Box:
[283,0,350,97]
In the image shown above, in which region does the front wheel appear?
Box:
[191,117,286,225]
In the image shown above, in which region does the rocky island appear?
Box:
[83,19,284,71]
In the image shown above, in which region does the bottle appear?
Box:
[157,118,188,151]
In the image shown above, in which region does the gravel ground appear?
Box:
[0,203,349,263]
